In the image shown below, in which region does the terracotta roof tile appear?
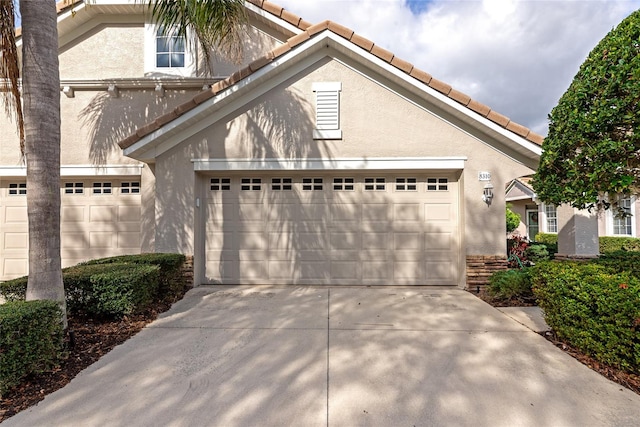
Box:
[117,0,545,147]
[281,10,302,27]
[428,78,452,95]
[248,52,275,73]
[306,21,331,36]
[136,122,160,139]
[327,22,354,40]
[287,31,310,49]
[261,1,284,17]
[409,68,432,85]
[390,57,413,74]
[370,44,394,63]
[119,133,140,150]
[350,33,375,52]
[467,100,491,117]
[506,121,531,139]
[486,110,510,128]
[448,89,471,106]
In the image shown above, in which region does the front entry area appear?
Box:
[204,172,460,286]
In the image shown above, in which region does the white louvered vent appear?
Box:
[312,82,342,139]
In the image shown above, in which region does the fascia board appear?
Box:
[0,164,143,177]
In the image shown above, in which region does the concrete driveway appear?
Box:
[3,286,640,427]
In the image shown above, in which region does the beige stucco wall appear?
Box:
[60,24,145,80]
[153,58,534,261]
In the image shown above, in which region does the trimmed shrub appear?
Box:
[534,233,558,255]
[599,236,640,253]
[0,276,28,302]
[81,253,186,300]
[0,300,64,396]
[64,263,160,318]
[531,261,640,374]
[488,269,532,301]
[525,243,551,263]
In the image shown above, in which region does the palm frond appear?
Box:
[146,0,247,72]
[0,0,24,153]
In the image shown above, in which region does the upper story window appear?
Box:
[156,26,185,68]
[145,22,194,76]
[312,82,342,140]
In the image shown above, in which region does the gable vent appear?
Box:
[312,82,342,139]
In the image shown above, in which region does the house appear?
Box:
[506,177,639,240]
[0,0,543,288]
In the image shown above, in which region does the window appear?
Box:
[544,204,557,233]
[364,177,385,191]
[427,178,448,191]
[64,182,84,194]
[303,178,323,191]
[210,178,231,191]
[92,182,112,195]
[8,183,26,195]
[312,82,342,139]
[122,182,141,194]
[613,197,633,236]
[395,178,417,191]
[156,26,185,68]
[241,178,262,191]
[271,178,292,191]
[333,178,354,191]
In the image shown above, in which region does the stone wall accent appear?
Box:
[466,255,508,292]
[553,254,599,262]
[180,255,194,288]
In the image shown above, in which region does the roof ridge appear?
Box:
[120,13,544,149]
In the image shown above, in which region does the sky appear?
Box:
[275,0,640,135]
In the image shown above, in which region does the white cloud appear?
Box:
[275,0,640,135]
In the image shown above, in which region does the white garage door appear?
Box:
[0,178,142,280]
[205,173,460,286]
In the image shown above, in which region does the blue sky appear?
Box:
[405,0,433,14]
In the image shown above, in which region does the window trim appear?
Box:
[144,22,195,76]
[607,196,636,237]
[8,182,26,196]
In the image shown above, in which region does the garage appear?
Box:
[204,173,460,286]
[0,177,142,280]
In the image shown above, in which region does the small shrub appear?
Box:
[0,276,28,302]
[534,233,558,254]
[507,236,529,267]
[0,300,64,396]
[531,261,640,374]
[488,269,532,301]
[525,244,550,263]
[506,204,521,234]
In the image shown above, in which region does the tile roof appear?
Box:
[32,0,544,150]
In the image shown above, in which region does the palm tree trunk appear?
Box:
[21,0,66,327]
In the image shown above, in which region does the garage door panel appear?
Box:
[89,206,115,222]
[394,204,421,222]
[331,261,360,280]
[62,206,85,222]
[426,261,454,281]
[360,249,389,260]
[238,202,264,222]
[363,261,391,280]
[362,232,389,249]
[62,232,87,249]
[425,203,455,222]
[89,232,113,248]
[394,232,422,250]
[362,203,389,221]
[118,232,141,249]
[118,206,141,222]
[425,232,454,250]
[4,258,27,277]
[237,231,266,250]
[5,206,27,223]
[330,231,359,250]
[4,232,27,250]
[330,203,360,222]
[394,261,424,281]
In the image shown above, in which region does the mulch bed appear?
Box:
[474,289,640,396]
[0,289,187,423]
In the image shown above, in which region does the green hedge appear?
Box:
[534,233,640,254]
[0,300,64,396]
[63,263,160,317]
[488,269,532,300]
[531,261,640,374]
[0,253,186,317]
[81,253,186,300]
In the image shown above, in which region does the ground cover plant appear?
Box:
[0,254,190,421]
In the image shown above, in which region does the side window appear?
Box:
[156,26,185,68]
[122,182,141,194]
[64,182,84,194]
[8,183,26,195]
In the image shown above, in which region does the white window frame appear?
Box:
[607,196,636,237]
[8,182,26,196]
[144,22,195,76]
[541,204,558,234]
[312,82,342,140]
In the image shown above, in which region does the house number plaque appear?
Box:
[478,171,491,181]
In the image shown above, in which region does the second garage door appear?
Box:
[205,173,460,286]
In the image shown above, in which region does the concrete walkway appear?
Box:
[3,286,640,427]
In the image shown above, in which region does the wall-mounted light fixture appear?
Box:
[482,182,494,205]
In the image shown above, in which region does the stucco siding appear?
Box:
[60,24,145,80]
